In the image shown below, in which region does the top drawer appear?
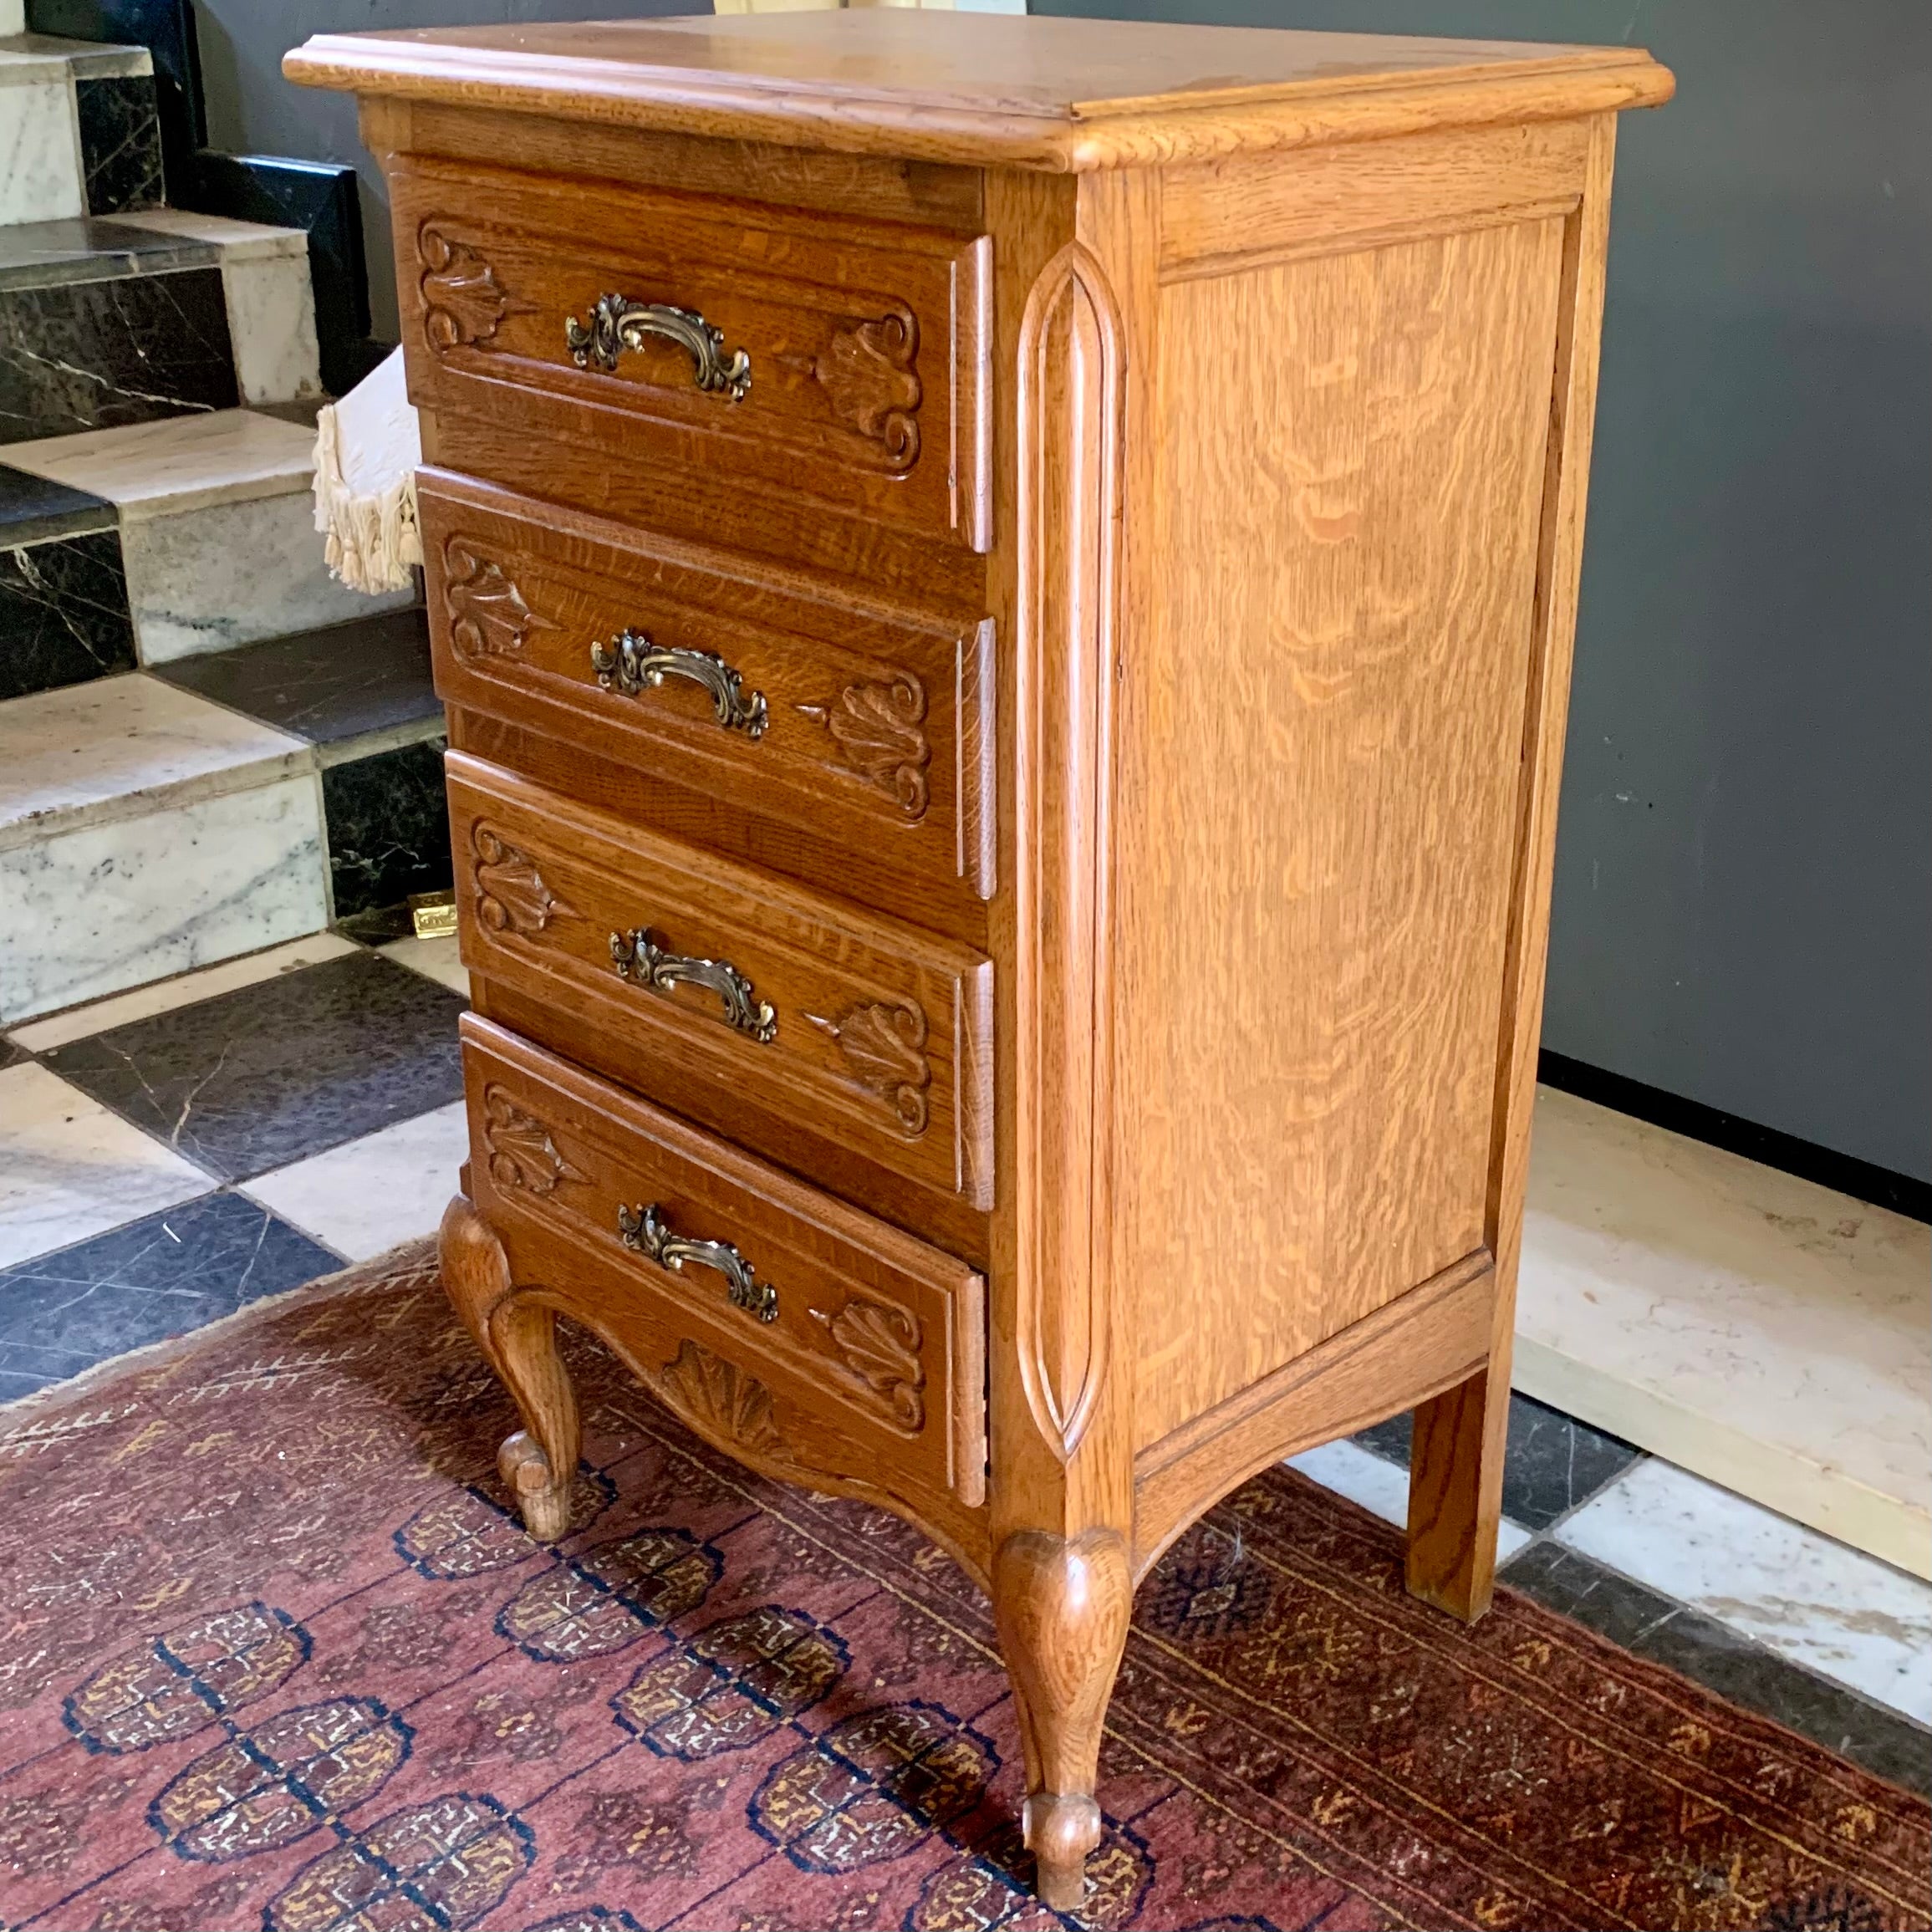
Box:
[390,156,991,551]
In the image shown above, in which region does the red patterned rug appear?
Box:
[0,1244,1924,1932]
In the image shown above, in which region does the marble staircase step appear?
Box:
[3,410,412,668]
[0,31,161,227]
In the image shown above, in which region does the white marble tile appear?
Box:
[377,932,470,997]
[1556,1458,1932,1724]
[9,931,359,1052]
[244,1100,469,1263]
[1515,1086,1931,1577]
[0,773,329,1022]
[0,8,31,39]
[0,33,150,80]
[0,674,309,848]
[1287,1438,1535,1563]
[2,409,316,518]
[120,212,321,405]
[0,1063,212,1269]
[124,491,410,664]
[0,71,83,227]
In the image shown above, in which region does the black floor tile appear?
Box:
[1501,1542,1932,1799]
[0,1038,28,1072]
[0,461,115,545]
[1353,1389,1644,1529]
[323,736,453,919]
[44,951,465,1182]
[0,526,136,699]
[0,1190,340,1401]
[153,608,437,745]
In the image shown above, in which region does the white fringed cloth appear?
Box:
[311,348,423,594]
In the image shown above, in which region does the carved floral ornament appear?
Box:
[442,540,555,660]
[482,1087,586,1197]
[471,821,574,936]
[812,1296,925,1433]
[796,675,930,819]
[808,1000,931,1137]
[653,1339,786,1458]
[418,225,516,351]
[812,307,921,471]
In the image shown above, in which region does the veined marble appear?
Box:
[2,408,313,517]
[1556,1457,1932,1725]
[0,673,309,848]
[75,74,163,216]
[378,931,470,997]
[0,68,84,228]
[0,771,328,1022]
[9,931,359,1052]
[0,1062,209,1269]
[123,489,410,664]
[0,526,135,700]
[1515,1086,1932,1577]
[124,212,320,404]
[245,1099,470,1262]
[1287,1437,1536,1563]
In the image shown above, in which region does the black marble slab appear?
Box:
[1353,1389,1644,1531]
[0,1189,339,1401]
[154,608,436,746]
[1501,1541,1932,1800]
[0,1038,28,1072]
[0,459,115,544]
[0,215,212,292]
[0,262,237,444]
[46,950,465,1182]
[0,526,135,699]
[323,735,454,920]
[76,74,164,216]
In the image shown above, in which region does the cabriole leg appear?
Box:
[439,1192,579,1541]
[991,1528,1131,1910]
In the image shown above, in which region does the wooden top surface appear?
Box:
[286,13,1671,172]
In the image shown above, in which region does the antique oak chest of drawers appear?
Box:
[291,14,1669,1907]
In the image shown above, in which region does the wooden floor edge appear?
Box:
[1131,1251,1496,1580]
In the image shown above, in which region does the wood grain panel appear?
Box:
[390,153,990,548]
[421,470,996,906]
[463,1015,989,1529]
[1160,118,1588,278]
[448,752,994,1209]
[1121,215,1568,1449]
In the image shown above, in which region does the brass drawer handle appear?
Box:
[619,1201,778,1323]
[610,927,778,1044]
[590,629,768,738]
[565,294,752,401]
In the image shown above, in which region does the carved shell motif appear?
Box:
[797,675,930,819]
[807,1001,930,1136]
[472,823,574,935]
[443,541,554,659]
[813,1297,925,1433]
[419,226,511,351]
[813,309,921,471]
[654,1340,786,1458]
[482,1088,586,1197]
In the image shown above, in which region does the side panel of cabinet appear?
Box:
[1119,206,1570,1450]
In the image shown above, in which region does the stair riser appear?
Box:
[0,72,85,226]
[74,72,162,215]
[0,523,135,698]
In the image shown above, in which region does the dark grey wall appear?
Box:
[196,1,1931,1180]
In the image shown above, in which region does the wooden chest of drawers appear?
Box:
[291,13,1669,1908]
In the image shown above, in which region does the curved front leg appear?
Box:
[991,1528,1131,1911]
[439,1192,580,1541]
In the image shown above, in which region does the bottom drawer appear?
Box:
[461,1015,987,1534]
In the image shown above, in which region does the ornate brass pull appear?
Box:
[619,1202,777,1323]
[564,294,752,401]
[610,928,777,1043]
[590,629,767,737]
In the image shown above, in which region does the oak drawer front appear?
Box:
[463,1016,986,1513]
[449,752,994,1208]
[421,472,994,904]
[391,156,990,550]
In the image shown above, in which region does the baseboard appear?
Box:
[1537,1049,1930,1224]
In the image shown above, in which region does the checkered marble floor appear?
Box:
[3,930,1927,1797]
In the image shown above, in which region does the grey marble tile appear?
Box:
[0,216,214,293]
[0,527,135,700]
[0,1188,339,1400]
[75,74,163,217]
[0,460,115,545]
[45,950,465,1182]
[0,265,237,445]
[322,736,453,920]
[1353,1389,1644,1530]
[153,608,436,745]
[1501,1541,1932,1799]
